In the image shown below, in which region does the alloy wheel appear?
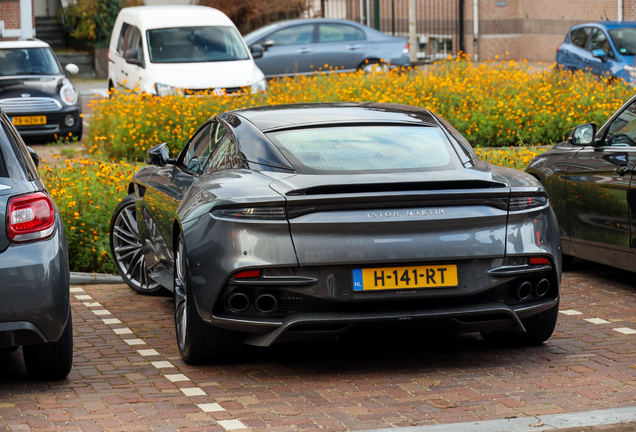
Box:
[174,236,188,352]
[111,201,159,291]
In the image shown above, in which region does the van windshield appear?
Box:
[147,26,250,63]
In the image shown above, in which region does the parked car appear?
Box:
[556,21,636,83]
[243,18,410,77]
[110,102,561,363]
[0,109,72,379]
[526,93,636,271]
[108,6,267,96]
[0,40,82,143]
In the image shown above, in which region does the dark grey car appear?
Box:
[526,93,636,270]
[244,19,410,77]
[0,109,72,379]
[110,103,561,364]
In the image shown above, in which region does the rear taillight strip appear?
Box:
[6,192,56,243]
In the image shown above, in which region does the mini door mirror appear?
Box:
[64,63,79,76]
[27,146,39,168]
[125,49,144,67]
[592,49,607,61]
[250,44,264,59]
[262,40,274,50]
[146,143,171,166]
[568,123,597,146]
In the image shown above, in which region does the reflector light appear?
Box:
[529,257,550,265]
[7,192,55,243]
[235,270,261,278]
[508,196,548,211]
[214,207,286,220]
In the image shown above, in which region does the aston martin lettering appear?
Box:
[365,209,445,218]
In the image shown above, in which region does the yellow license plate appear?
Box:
[353,265,458,291]
[12,115,46,126]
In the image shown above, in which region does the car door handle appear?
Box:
[346,45,362,50]
[614,166,632,176]
[297,48,313,54]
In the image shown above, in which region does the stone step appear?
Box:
[35,17,59,24]
[36,23,64,32]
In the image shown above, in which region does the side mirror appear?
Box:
[27,146,39,168]
[146,143,171,166]
[592,49,607,61]
[262,40,274,51]
[568,123,597,146]
[125,49,144,67]
[250,44,264,59]
[65,63,79,76]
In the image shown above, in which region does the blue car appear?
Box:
[556,22,636,83]
[244,18,410,78]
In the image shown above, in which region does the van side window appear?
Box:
[125,26,145,66]
[117,23,131,56]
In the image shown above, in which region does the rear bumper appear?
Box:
[211,297,558,347]
[0,217,70,348]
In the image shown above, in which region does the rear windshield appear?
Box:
[267,125,461,174]
[609,27,636,55]
[0,47,62,76]
[147,26,250,63]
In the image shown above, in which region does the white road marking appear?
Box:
[613,327,636,334]
[83,302,102,308]
[584,318,610,324]
[182,388,206,396]
[113,328,133,335]
[198,403,224,412]
[218,419,248,431]
[151,361,174,368]
[93,310,111,316]
[559,309,582,315]
[102,318,122,325]
[69,287,84,293]
[124,338,146,345]
[165,374,189,382]
[137,349,160,356]
[75,295,92,300]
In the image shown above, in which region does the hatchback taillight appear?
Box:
[7,192,56,243]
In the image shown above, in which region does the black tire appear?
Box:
[359,59,385,73]
[174,234,244,364]
[482,301,559,346]
[108,80,116,98]
[23,312,73,380]
[109,194,163,295]
[562,253,574,270]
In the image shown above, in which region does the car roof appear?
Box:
[117,5,235,30]
[0,40,51,49]
[572,21,636,30]
[229,103,438,132]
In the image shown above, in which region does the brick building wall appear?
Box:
[324,0,636,62]
[0,0,21,30]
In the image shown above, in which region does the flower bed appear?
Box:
[87,58,633,161]
[39,157,140,273]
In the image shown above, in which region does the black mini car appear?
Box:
[0,40,82,143]
[0,108,72,379]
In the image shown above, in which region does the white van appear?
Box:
[108,6,266,96]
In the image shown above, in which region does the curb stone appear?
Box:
[70,271,123,285]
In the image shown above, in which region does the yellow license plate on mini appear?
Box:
[353,265,458,291]
[12,116,46,126]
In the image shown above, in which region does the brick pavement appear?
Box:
[2,260,636,431]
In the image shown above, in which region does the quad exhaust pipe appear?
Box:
[514,281,532,301]
[513,279,550,301]
[255,293,278,314]
[534,278,550,298]
[227,292,250,312]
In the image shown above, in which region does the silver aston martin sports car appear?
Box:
[109,103,562,363]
